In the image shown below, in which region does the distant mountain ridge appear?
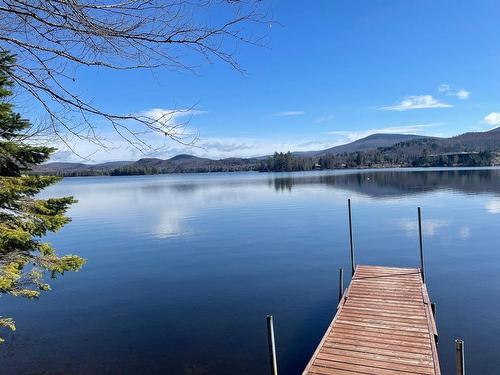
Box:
[38,160,132,172]
[378,127,500,156]
[33,128,500,176]
[39,133,429,174]
[294,133,426,157]
[34,154,263,176]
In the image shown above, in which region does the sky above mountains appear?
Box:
[47,1,500,162]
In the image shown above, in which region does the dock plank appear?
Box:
[302,265,440,375]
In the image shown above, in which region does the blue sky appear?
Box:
[50,1,500,162]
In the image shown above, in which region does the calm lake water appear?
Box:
[1,168,500,374]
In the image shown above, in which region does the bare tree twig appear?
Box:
[0,0,269,158]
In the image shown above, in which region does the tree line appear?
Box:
[35,149,498,177]
[259,149,497,172]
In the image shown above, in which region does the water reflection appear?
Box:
[398,218,451,237]
[52,168,500,241]
[2,168,499,375]
[459,226,471,239]
[270,168,500,198]
[272,177,294,192]
[154,208,191,238]
[485,198,500,214]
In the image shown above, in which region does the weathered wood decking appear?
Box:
[302,265,440,375]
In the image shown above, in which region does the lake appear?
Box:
[1,168,500,374]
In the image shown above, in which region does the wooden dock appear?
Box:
[302,265,440,375]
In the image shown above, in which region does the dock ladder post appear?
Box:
[338,267,344,303]
[266,315,279,375]
[418,207,426,284]
[455,339,465,375]
[348,199,356,276]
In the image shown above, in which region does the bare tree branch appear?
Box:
[0,0,269,158]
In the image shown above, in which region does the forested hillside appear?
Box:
[33,128,500,176]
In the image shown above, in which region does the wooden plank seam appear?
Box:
[302,265,441,375]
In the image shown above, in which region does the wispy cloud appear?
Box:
[272,111,305,117]
[438,84,450,93]
[49,134,343,163]
[194,137,338,157]
[139,108,207,127]
[315,114,334,124]
[438,84,470,100]
[455,89,471,100]
[325,123,443,142]
[46,109,444,163]
[483,112,500,127]
[381,95,453,111]
[294,140,341,150]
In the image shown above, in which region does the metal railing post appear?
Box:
[418,207,425,284]
[431,302,438,345]
[348,199,356,276]
[339,267,344,302]
[455,339,465,375]
[266,315,278,375]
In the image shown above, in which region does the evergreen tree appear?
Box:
[0,52,85,343]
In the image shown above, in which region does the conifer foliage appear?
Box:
[0,52,85,342]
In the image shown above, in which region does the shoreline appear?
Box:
[42,165,500,179]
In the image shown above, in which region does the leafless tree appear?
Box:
[0,0,268,156]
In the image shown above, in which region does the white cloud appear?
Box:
[49,134,344,163]
[455,89,470,100]
[139,108,207,128]
[381,95,453,111]
[437,84,470,100]
[272,111,305,117]
[45,110,442,163]
[483,112,500,127]
[193,137,340,158]
[295,140,343,150]
[438,84,450,93]
[325,123,442,143]
[47,107,208,162]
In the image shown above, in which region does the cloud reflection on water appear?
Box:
[44,168,500,240]
[398,218,451,237]
[485,198,500,214]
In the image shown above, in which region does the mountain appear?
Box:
[32,128,500,176]
[34,160,132,174]
[36,132,420,175]
[32,154,262,176]
[96,161,133,168]
[378,127,500,156]
[169,154,209,162]
[262,127,500,171]
[294,133,427,157]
